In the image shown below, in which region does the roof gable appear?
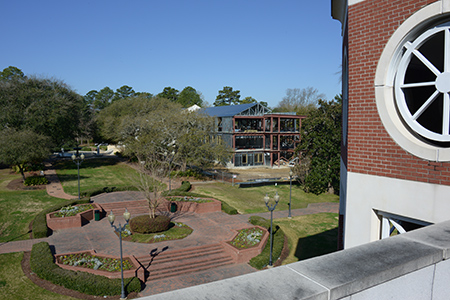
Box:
[203,103,271,117]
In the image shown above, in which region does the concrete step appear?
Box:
[135,243,234,282]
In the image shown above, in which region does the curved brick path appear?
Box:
[0,165,339,297]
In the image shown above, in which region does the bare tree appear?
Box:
[132,155,166,219]
[275,87,325,115]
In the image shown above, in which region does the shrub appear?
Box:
[221,201,238,215]
[161,181,191,196]
[30,242,142,296]
[24,176,49,186]
[248,216,285,270]
[32,198,90,238]
[80,185,138,198]
[130,215,171,234]
[81,146,93,151]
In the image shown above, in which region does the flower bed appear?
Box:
[228,227,264,249]
[46,203,102,230]
[54,204,95,217]
[55,250,143,280]
[163,196,221,213]
[221,226,269,264]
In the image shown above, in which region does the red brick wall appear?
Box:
[347,0,450,185]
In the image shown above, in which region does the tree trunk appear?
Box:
[18,165,26,182]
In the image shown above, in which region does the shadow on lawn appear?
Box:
[52,157,122,170]
[294,227,339,261]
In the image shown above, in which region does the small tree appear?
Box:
[0,128,51,181]
[133,155,167,219]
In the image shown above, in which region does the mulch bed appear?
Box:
[6,177,47,191]
[21,252,139,299]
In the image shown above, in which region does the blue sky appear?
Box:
[0,1,342,108]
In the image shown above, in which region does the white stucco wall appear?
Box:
[344,171,450,248]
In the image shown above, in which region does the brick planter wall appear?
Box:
[46,203,103,230]
[221,225,269,264]
[55,250,144,281]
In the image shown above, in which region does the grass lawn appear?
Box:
[54,157,146,196]
[0,168,68,243]
[193,182,339,214]
[275,213,339,265]
[0,252,75,299]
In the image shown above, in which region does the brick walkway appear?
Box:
[0,164,339,297]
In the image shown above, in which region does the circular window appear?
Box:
[395,23,450,143]
[375,2,450,161]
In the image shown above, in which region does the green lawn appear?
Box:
[193,182,339,214]
[54,157,143,196]
[0,252,75,300]
[275,213,339,265]
[0,168,68,243]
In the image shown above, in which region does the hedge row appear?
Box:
[248,216,285,269]
[32,198,90,239]
[80,185,139,198]
[30,242,142,296]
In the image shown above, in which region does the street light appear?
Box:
[264,192,280,267]
[108,208,131,300]
[71,147,85,199]
[289,169,293,218]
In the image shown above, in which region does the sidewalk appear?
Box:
[44,162,75,200]
[0,164,339,297]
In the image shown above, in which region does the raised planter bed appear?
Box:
[46,203,103,230]
[162,196,221,213]
[221,225,269,264]
[55,250,144,281]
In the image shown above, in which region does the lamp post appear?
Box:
[288,169,293,218]
[71,147,85,199]
[264,192,280,267]
[108,208,131,300]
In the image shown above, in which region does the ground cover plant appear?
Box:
[31,242,141,297]
[54,157,150,196]
[193,182,339,214]
[275,213,339,265]
[53,204,95,217]
[229,227,264,249]
[248,216,285,269]
[125,222,193,243]
[58,252,134,272]
[0,252,76,300]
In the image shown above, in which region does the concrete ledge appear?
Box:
[138,219,450,300]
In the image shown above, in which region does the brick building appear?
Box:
[333,0,450,249]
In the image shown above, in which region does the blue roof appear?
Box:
[202,103,258,117]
